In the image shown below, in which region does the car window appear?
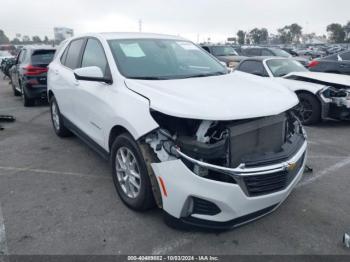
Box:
[81,38,109,76]
[18,50,26,63]
[338,51,350,61]
[108,39,226,80]
[261,49,273,56]
[60,45,69,64]
[31,50,55,66]
[201,46,210,53]
[64,38,85,69]
[245,48,261,56]
[238,60,268,76]
[211,46,237,56]
[266,59,308,77]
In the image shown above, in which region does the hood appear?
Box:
[275,78,324,94]
[125,71,298,121]
[285,71,350,88]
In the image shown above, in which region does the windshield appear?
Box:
[266,59,308,77]
[31,50,55,66]
[271,48,292,58]
[108,39,227,80]
[211,46,238,56]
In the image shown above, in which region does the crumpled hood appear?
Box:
[275,78,324,94]
[125,71,298,121]
[285,72,350,88]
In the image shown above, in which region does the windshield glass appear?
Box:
[211,46,238,56]
[271,48,292,58]
[31,50,56,66]
[108,39,227,80]
[266,59,308,77]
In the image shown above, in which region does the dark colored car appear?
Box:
[241,47,309,66]
[308,50,350,75]
[200,45,246,69]
[11,46,56,106]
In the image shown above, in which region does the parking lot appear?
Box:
[0,76,349,255]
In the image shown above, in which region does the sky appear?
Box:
[0,0,349,42]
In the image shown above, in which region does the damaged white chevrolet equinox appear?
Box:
[48,33,307,230]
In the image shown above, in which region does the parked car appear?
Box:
[200,44,246,69]
[10,46,56,106]
[0,50,14,64]
[308,50,350,75]
[48,33,307,230]
[241,47,309,66]
[236,57,350,124]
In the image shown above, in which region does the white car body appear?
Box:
[48,33,307,229]
[236,57,350,121]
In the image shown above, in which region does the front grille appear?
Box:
[243,153,305,197]
[192,197,221,216]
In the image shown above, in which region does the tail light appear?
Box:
[24,65,48,76]
[308,60,320,68]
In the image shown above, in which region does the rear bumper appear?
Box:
[151,141,307,229]
[24,83,47,99]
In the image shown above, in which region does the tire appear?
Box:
[12,81,21,96]
[21,83,35,107]
[296,93,321,125]
[50,96,72,137]
[111,133,156,211]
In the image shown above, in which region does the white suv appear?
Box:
[48,33,307,230]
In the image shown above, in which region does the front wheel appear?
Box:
[295,93,321,125]
[111,133,156,211]
[50,96,72,137]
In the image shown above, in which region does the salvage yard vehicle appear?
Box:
[48,33,307,230]
[241,47,309,67]
[200,44,246,69]
[236,57,350,124]
[11,46,56,106]
[308,50,350,75]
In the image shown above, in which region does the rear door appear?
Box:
[51,38,86,122]
[13,49,26,89]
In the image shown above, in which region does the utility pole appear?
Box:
[139,19,143,32]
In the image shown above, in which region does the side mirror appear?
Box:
[74,66,112,84]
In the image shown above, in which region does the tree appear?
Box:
[0,29,10,44]
[237,30,246,45]
[289,23,302,43]
[327,23,345,43]
[32,36,42,43]
[277,23,303,44]
[11,38,21,45]
[43,36,49,44]
[278,27,293,44]
[249,28,268,44]
[344,21,350,42]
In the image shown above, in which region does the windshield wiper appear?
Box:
[182,71,227,79]
[128,76,168,80]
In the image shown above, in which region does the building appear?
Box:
[54,27,74,44]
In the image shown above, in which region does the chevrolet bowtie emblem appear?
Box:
[287,162,297,172]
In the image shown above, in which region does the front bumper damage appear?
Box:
[146,111,307,229]
[151,141,307,229]
[319,87,350,121]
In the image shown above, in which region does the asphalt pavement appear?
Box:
[0,76,350,255]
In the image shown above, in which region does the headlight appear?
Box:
[228,61,236,68]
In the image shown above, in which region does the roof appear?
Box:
[84,32,186,41]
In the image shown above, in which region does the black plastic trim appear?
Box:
[62,115,110,160]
